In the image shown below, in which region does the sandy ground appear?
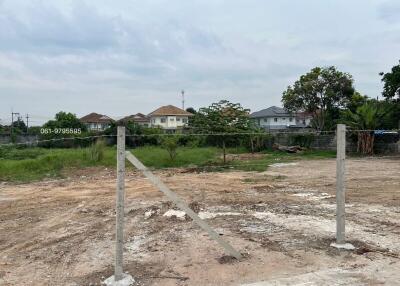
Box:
[0,157,399,286]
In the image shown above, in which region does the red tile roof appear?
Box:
[148,105,193,116]
[80,113,114,123]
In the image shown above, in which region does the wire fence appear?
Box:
[1,129,399,147]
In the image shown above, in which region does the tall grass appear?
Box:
[0,147,116,182]
[85,139,106,162]
[131,146,219,168]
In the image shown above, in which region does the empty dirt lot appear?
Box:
[0,157,399,285]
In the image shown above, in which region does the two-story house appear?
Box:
[80,112,114,131]
[148,105,193,131]
[250,106,297,130]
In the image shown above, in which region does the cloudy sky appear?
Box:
[1,0,399,125]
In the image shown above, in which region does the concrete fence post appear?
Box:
[104,126,134,285]
[331,124,354,250]
[115,126,125,281]
[336,124,346,244]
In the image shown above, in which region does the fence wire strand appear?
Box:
[0,129,398,147]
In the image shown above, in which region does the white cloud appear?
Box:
[0,0,399,124]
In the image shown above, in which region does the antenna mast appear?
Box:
[181,90,185,110]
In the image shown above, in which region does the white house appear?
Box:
[148,105,193,130]
[250,106,311,131]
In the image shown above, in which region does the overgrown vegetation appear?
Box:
[0,146,116,182]
[0,144,335,182]
[341,102,381,155]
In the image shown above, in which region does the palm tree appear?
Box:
[341,102,381,155]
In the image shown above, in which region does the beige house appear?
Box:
[148,105,193,130]
[80,112,114,131]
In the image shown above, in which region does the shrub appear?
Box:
[161,136,179,160]
[86,139,106,162]
[289,134,315,148]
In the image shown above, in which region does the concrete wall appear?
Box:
[0,134,39,145]
[267,133,400,154]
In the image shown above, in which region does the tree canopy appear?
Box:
[282,66,355,131]
[43,111,86,130]
[189,100,254,163]
[189,100,253,133]
[380,60,400,99]
[185,107,197,114]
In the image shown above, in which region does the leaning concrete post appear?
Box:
[115,126,125,281]
[331,124,354,250]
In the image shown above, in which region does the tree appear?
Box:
[161,136,179,161]
[186,107,197,114]
[11,118,27,134]
[341,102,382,155]
[189,100,253,162]
[282,66,355,131]
[43,111,86,130]
[346,91,369,113]
[40,112,87,147]
[380,60,400,99]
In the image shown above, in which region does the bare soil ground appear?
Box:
[0,157,399,286]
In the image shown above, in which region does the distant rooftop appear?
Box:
[148,105,193,116]
[120,113,149,123]
[80,112,114,123]
[250,106,292,118]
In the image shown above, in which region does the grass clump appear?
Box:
[85,140,106,162]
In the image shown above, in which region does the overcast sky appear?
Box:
[1,0,399,125]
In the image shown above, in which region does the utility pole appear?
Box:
[181,90,185,110]
[11,111,20,135]
[26,114,29,133]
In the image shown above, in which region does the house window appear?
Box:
[274,118,278,122]
[282,118,286,120]
[170,118,174,121]
[263,118,268,122]
[289,118,293,122]
[161,118,166,123]
[303,120,306,125]
[182,118,188,123]
[176,118,181,122]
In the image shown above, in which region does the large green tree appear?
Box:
[282,66,355,131]
[380,60,400,99]
[43,111,86,130]
[190,100,254,162]
[40,112,87,147]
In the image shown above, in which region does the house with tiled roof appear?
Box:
[80,112,114,131]
[119,113,150,127]
[148,105,193,130]
[250,106,313,131]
